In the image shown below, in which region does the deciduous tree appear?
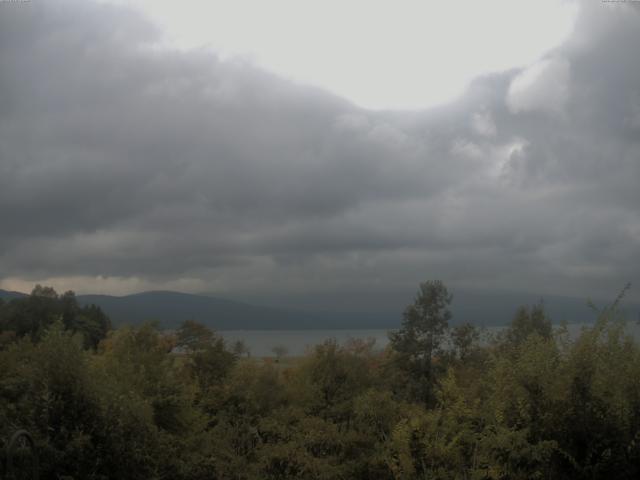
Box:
[389,280,452,405]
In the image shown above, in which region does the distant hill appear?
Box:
[0,289,27,301]
[1,288,393,330]
[450,289,639,327]
[75,291,340,330]
[1,288,638,330]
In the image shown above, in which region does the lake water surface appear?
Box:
[220,321,640,357]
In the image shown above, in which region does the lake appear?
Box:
[219,329,391,357]
[219,321,640,357]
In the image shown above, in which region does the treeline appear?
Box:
[0,285,111,348]
[1,281,639,479]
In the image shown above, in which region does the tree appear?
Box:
[271,345,288,363]
[31,284,58,299]
[174,320,237,391]
[389,280,452,405]
[504,303,552,348]
[295,339,372,424]
[175,319,216,352]
[75,303,112,349]
[451,322,480,361]
[0,286,110,347]
[232,339,251,357]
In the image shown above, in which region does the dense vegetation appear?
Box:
[1,282,639,479]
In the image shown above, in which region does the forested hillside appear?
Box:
[1,282,639,479]
[3,287,637,330]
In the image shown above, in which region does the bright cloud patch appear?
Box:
[103,0,578,110]
[507,57,571,115]
[472,110,497,137]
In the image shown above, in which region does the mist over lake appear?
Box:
[220,321,640,357]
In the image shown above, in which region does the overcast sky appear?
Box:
[0,0,639,309]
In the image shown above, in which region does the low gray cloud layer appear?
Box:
[1,0,639,307]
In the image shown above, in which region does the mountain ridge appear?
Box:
[1,288,638,330]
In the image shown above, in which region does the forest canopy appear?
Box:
[1,283,639,480]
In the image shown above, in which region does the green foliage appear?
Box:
[288,339,371,427]
[0,285,111,349]
[2,282,640,479]
[503,303,553,348]
[451,322,481,361]
[0,323,163,479]
[176,319,216,352]
[388,280,453,405]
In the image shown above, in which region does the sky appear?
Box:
[0,0,639,310]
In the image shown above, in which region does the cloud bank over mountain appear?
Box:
[1,0,639,308]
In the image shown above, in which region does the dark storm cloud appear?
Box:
[0,0,638,302]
